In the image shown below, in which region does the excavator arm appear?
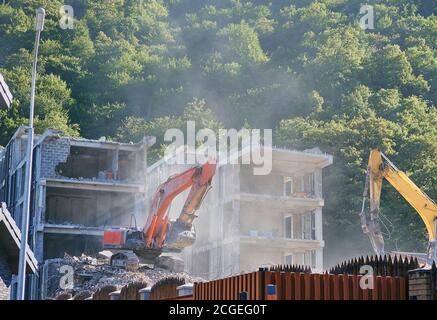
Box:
[360,149,437,257]
[103,160,216,263]
[143,160,216,250]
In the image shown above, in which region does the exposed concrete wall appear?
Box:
[240,244,282,272]
[239,202,283,237]
[186,164,325,278]
[40,138,70,178]
[37,136,149,261]
[240,166,283,196]
[314,169,323,198]
[45,188,136,227]
[185,242,241,279]
[43,234,103,259]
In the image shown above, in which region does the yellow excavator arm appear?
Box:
[360,149,437,257]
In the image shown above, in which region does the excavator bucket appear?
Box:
[132,247,162,264]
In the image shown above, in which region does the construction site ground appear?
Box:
[45,253,204,299]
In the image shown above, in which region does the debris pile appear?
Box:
[155,255,184,273]
[45,253,203,299]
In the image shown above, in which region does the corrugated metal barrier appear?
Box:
[194,271,263,300]
[193,270,407,300]
[151,277,185,300]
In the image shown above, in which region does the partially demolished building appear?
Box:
[0,126,154,298]
[0,125,332,297]
[147,147,333,280]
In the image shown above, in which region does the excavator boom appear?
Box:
[103,160,216,263]
[143,160,216,250]
[360,149,437,259]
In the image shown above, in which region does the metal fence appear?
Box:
[194,271,263,300]
[88,270,409,300]
[193,270,407,300]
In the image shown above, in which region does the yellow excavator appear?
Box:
[359,149,437,264]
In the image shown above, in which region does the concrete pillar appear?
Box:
[33,182,45,263]
[218,167,225,279]
[208,248,214,280]
[40,261,49,300]
[293,174,304,193]
[111,148,119,180]
[314,207,323,270]
[314,169,323,198]
[316,248,323,271]
[314,208,323,241]
[9,275,17,300]
[29,274,39,300]
[133,193,144,228]
[33,233,44,263]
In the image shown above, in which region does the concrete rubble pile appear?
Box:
[45,253,203,299]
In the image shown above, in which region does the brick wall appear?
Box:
[40,138,70,178]
[0,247,12,300]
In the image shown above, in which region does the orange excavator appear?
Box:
[103,161,216,267]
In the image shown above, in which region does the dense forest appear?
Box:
[0,0,436,264]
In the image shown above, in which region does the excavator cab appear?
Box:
[103,227,162,263]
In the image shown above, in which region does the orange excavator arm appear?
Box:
[103,160,216,263]
[143,160,216,249]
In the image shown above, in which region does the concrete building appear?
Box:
[147,147,333,280]
[0,126,154,298]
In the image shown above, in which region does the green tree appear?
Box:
[0,67,79,140]
[218,22,269,66]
